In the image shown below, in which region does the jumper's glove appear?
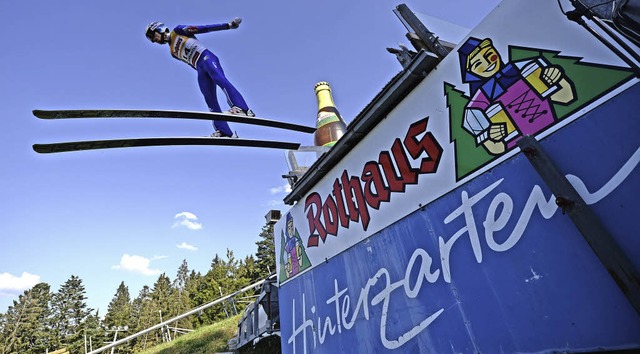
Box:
[229,17,242,29]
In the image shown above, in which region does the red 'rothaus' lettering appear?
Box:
[304,117,442,247]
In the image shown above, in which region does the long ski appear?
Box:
[33,137,301,154]
[32,109,316,134]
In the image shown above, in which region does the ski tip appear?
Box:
[32,144,49,153]
[32,109,53,119]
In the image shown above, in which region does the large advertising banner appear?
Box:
[277,82,640,353]
[275,0,640,351]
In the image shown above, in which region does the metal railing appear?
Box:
[87,278,268,354]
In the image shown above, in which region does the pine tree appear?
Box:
[171,260,193,331]
[83,310,107,354]
[103,282,132,332]
[130,286,157,352]
[174,259,190,293]
[151,273,172,320]
[186,270,201,307]
[0,282,53,353]
[186,271,203,329]
[0,298,24,353]
[190,250,242,325]
[130,285,150,330]
[22,283,53,353]
[255,223,276,279]
[50,275,93,353]
[238,254,260,284]
[148,273,174,344]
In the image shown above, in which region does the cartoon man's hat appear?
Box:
[459,37,482,58]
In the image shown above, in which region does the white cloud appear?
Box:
[177,242,198,251]
[111,254,162,276]
[270,183,292,195]
[172,212,203,230]
[267,183,292,207]
[0,272,41,296]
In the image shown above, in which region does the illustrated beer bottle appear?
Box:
[313,81,347,147]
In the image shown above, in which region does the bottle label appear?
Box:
[317,112,340,127]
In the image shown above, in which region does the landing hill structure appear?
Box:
[274,0,640,353]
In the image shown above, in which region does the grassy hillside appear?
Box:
[137,314,241,354]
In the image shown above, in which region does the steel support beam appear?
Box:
[517,136,640,315]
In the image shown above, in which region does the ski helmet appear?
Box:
[145,21,168,42]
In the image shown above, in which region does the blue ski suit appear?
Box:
[169,23,250,136]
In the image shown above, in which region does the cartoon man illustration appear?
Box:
[458,37,576,155]
[280,213,311,280]
[284,214,302,277]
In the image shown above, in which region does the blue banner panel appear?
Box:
[535,82,640,272]
[278,84,640,353]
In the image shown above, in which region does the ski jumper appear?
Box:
[169,23,250,136]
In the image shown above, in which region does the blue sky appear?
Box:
[0,0,500,315]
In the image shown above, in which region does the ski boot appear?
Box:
[210,130,238,138]
[226,106,255,117]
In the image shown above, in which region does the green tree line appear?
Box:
[0,223,276,354]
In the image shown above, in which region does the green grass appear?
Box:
[137,314,241,354]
